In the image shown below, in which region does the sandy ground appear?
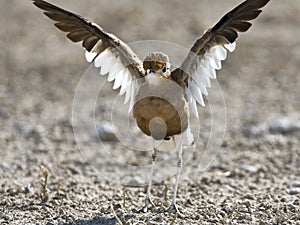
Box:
[1,0,300,224]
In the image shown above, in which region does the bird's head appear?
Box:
[143,52,171,78]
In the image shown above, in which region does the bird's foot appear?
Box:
[166,203,183,217]
[138,204,148,213]
[138,197,155,213]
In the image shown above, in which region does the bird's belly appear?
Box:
[133,78,189,140]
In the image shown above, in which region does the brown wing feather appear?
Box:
[32,0,145,77]
[171,0,270,85]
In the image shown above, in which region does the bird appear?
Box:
[32,0,270,213]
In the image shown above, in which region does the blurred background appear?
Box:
[0,0,299,224]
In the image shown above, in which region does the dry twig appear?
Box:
[40,165,51,202]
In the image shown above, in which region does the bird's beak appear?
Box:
[146,67,155,75]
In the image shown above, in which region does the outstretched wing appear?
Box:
[171,0,270,115]
[32,0,145,106]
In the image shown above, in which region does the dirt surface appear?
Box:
[1,0,300,224]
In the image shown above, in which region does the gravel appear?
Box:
[1,0,299,224]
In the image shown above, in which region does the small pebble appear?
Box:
[244,200,251,208]
[0,211,10,221]
[222,205,233,214]
[207,198,214,204]
[21,184,31,194]
[264,194,271,200]
[239,164,259,173]
[153,214,163,222]
[289,188,300,195]
[7,188,18,196]
[244,194,255,200]
[292,181,300,188]
[245,215,252,221]
[269,117,300,134]
[194,214,200,220]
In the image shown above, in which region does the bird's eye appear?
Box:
[162,67,167,73]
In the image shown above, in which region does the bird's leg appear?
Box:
[139,147,157,212]
[167,138,183,215]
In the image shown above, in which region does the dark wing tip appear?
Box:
[33,0,79,22]
[32,0,101,48]
[33,0,59,12]
[211,0,270,43]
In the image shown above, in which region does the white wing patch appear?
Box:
[187,42,236,114]
[85,49,137,109]
[85,51,97,63]
[186,86,198,118]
